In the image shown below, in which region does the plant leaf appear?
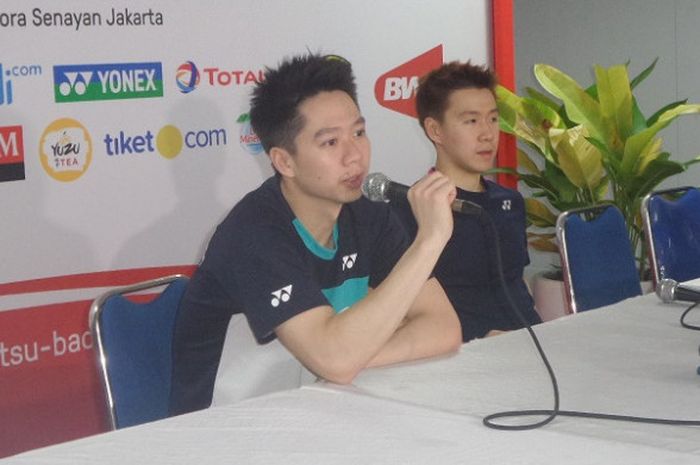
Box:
[517,148,541,175]
[527,232,560,253]
[525,198,558,228]
[534,64,609,143]
[646,99,687,127]
[629,58,658,90]
[549,126,605,192]
[623,104,700,174]
[595,64,633,141]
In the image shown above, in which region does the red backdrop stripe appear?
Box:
[492,0,517,189]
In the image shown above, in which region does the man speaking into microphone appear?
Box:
[170,52,461,415]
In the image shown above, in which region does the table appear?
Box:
[4,285,700,463]
[3,384,699,465]
[345,287,700,454]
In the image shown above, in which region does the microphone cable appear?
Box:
[680,301,700,330]
[477,210,700,430]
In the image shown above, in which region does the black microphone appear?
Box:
[361,172,483,216]
[656,278,700,303]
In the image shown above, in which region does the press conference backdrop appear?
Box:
[0,0,496,456]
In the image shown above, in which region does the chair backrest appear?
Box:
[89,274,189,429]
[556,205,642,313]
[642,186,700,286]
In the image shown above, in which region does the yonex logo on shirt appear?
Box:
[270,284,293,307]
[342,253,358,271]
[502,200,512,211]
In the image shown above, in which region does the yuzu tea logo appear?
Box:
[39,118,92,182]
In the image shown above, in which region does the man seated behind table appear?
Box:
[169,53,462,415]
[391,61,542,342]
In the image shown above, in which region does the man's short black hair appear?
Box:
[416,61,497,132]
[250,53,358,154]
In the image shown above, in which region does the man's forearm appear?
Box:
[367,278,461,368]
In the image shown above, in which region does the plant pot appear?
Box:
[531,271,568,322]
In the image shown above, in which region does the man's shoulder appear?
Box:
[484,179,523,200]
[221,177,289,230]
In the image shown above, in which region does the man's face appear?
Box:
[286,90,370,206]
[431,87,499,175]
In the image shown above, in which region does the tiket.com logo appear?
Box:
[270,285,293,308]
[103,125,228,159]
[0,62,43,105]
[0,125,25,182]
[176,61,200,94]
[237,113,263,155]
[39,118,92,182]
[176,61,264,91]
[53,62,163,103]
[342,253,358,271]
[374,45,443,118]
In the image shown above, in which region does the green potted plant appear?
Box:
[493,60,700,318]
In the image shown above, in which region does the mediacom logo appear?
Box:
[53,62,163,103]
[39,118,92,182]
[0,125,25,182]
[374,45,443,118]
[237,113,263,155]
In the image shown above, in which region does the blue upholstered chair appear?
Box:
[642,186,700,286]
[556,205,642,313]
[89,274,189,429]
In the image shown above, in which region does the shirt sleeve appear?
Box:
[223,221,330,343]
[367,203,411,288]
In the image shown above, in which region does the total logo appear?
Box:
[39,118,93,182]
[103,125,228,159]
[175,61,199,94]
[0,125,25,182]
[236,112,263,155]
[53,62,164,103]
[374,45,443,118]
[0,62,43,106]
[175,60,264,93]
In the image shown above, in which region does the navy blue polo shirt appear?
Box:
[170,176,409,415]
[392,178,541,341]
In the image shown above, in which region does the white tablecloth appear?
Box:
[344,289,700,454]
[5,283,700,463]
[4,385,699,464]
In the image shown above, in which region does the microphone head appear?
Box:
[657,278,678,304]
[361,172,390,202]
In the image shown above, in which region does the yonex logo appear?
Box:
[58,71,94,97]
[53,62,163,103]
[270,285,293,307]
[342,253,358,271]
[502,200,512,211]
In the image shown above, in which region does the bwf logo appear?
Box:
[342,253,358,271]
[270,285,293,308]
[374,45,443,118]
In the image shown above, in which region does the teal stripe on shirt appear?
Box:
[322,276,369,313]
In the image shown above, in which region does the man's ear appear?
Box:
[269,147,295,177]
[424,117,443,146]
